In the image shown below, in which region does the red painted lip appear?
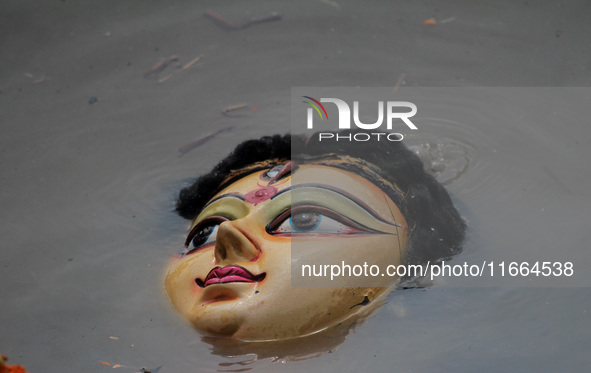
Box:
[195,265,266,288]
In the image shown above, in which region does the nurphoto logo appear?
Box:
[302,95,418,142]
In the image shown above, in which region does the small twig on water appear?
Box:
[221,103,249,116]
[440,17,456,24]
[204,10,240,30]
[241,13,282,29]
[204,10,282,30]
[144,56,181,80]
[181,55,204,70]
[158,73,173,83]
[178,126,234,156]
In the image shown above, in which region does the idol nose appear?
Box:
[214,221,259,263]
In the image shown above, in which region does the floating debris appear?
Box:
[143,56,181,80]
[88,96,99,105]
[204,10,240,30]
[440,17,456,24]
[157,73,173,83]
[241,13,282,29]
[1,354,30,373]
[178,126,233,156]
[180,54,203,71]
[24,72,47,84]
[221,103,249,115]
[137,366,162,373]
[318,0,341,10]
[143,55,204,82]
[204,9,282,30]
[97,360,159,372]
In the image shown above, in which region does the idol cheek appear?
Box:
[164,247,215,315]
[164,244,265,335]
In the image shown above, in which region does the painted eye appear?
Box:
[183,217,227,255]
[191,224,219,248]
[290,211,321,232]
[268,207,364,235]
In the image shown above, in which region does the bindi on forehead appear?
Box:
[244,183,278,205]
[240,162,298,205]
[214,163,297,206]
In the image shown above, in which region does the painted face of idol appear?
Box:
[164,163,409,341]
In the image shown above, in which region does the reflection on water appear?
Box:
[2,0,591,372]
[203,322,350,365]
[199,296,396,368]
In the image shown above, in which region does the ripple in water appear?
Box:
[408,140,470,186]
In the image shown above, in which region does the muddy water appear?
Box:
[1,1,590,372]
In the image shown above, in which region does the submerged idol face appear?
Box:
[165,164,409,341]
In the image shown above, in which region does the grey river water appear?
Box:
[1,1,590,372]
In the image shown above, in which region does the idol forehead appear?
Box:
[205,164,400,224]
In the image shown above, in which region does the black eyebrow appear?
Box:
[271,183,397,226]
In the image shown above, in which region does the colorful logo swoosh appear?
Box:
[302,96,328,120]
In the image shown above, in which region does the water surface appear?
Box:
[1,0,590,371]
